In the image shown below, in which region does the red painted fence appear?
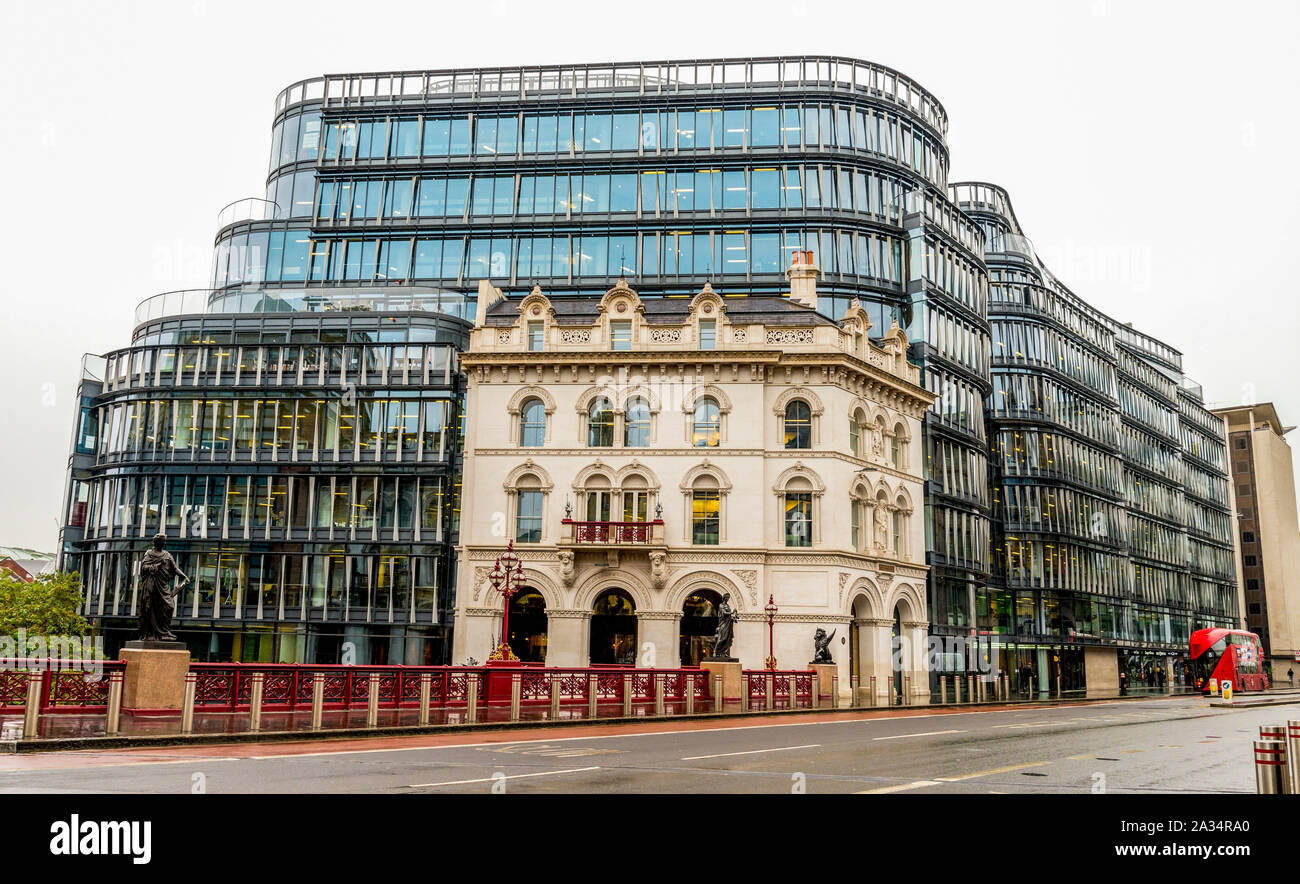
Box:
[0,660,126,713]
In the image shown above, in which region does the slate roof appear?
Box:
[484,294,838,328]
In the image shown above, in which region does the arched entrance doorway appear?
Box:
[680,589,721,666]
[590,589,637,664]
[850,595,870,693]
[508,588,548,662]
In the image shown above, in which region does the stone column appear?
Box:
[637,611,681,669]
[545,610,591,667]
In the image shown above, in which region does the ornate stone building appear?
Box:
[453,255,935,701]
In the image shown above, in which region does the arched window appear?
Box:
[584,475,612,522]
[691,475,721,544]
[622,474,650,522]
[515,475,544,543]
[784,400,811,449]
[508,589,548,662]
[590,588,637,665]
[849,417,860,458]
[520,398,546,447]
[680,589,721,666]
[624,397,650,447]
[693,398,721,448]
[892,508,902,555]
[588,397,614,447]
[892,422,906,469]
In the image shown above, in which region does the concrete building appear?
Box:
[453,261,933,702]
[1213,402,1300,679]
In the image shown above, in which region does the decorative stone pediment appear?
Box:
[596,278,644,317]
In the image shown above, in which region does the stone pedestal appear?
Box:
[809,663,836,702]
[1084,646,1119,698]
[701,659,743,701]
[119,644,191,711]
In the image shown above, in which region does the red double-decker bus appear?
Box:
[1188,628,1270,693]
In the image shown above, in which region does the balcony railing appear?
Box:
[560,519,665,546]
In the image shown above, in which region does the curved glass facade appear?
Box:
[62,302,470,663]
[952,182,1238,681]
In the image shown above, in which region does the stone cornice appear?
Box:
[459,545,928,575]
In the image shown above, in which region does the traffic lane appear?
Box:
[0,697,1260,794]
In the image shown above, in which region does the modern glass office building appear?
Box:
[953,183,1238,689]
[60,56,1234,675]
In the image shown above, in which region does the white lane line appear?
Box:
[872,729,965,741]
[681,744,820,761]
[408,766,600,788]
[857,780,941,794]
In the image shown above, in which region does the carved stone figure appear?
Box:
[873,505,889,551]
[649,552,666,590]
[708,593,740,659]
[137,533,189,642]
[557,550,575,586]
[812,628,837,664]
[871,426,885,458]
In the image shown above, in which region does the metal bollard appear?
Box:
[940,675,948,704]
[550,673,562,720]
[1255,740,1287,794]
[903,675,911,706]
[831,675,839,708]
[467,673,479,724]
[622,673,633,718]
[509,673,522,722]
[1001,673,1009,701]
[310,673,324,731]
[713,674,723,713]
[765,674,774,711]
[419,672,432,727]
[588,674,598,719]
[869,675,877,707]
[249,671,265,733]
[788,674,797,708]
[849,674,859,707]
[886,676,894,706]
[366,673,380,729]
[1056,675,1062,698]
[22,671,42,741]
[180,671,197,735]
[106,670,123,737]
[654,674,665,717]
[741,676,749,713]
[810,675,819,709]
[686,677,695,716]
[1288,721,1300,796]
[1260,726,1291,794]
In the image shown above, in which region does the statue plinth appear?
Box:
[119,645,191,712]
[700,659,744,702]
[809,663,837,703]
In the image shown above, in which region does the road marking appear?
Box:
[872,729,965,741]
[681,744,820,760]
[857,779,941,794]
[935,761,1049,781]
[408,766,600,788]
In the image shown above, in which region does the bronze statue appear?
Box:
[812,627,837,664]
[137,533,189,642]
[709,593,739,659]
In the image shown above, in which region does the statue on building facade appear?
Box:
[137,533,189,643]
[812,628,837,664]
[708,593,740,659]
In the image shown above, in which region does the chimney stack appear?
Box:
[786,249,819,311]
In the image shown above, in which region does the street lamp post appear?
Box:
[487,540,524,664]
[764,594,778,671]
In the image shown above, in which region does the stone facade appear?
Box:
[453,260,935,702]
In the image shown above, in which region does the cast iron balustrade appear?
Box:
[0,660,126,713]
[559,519,665,547]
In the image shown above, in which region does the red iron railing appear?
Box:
[744,670,815,705]
[0,659,125,713]
[188,663,481,712]
[563,519,661,544]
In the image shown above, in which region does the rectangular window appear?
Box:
[516,490,542,543]
[698,320,716,350]
[785,493,812,547]
[610,320,632,351]
[527,322,544,352]
[692,491,720,545]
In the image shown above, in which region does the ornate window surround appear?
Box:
[773,387,825,447]
[503,460,555,544]
[682,384,733,446]
[507,386,557,445]
[678,460,733,545]
[772,461,825,547]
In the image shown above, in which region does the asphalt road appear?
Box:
[2,696,1296,794]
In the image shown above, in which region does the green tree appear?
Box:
[0,571,90,638]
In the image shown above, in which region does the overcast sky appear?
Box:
[1,0,1296,553]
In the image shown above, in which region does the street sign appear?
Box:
[1209,678,1219,696]
[1221,680,1233,701]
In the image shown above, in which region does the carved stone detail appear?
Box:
[560,329,592,344]
[766,328,814,345]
